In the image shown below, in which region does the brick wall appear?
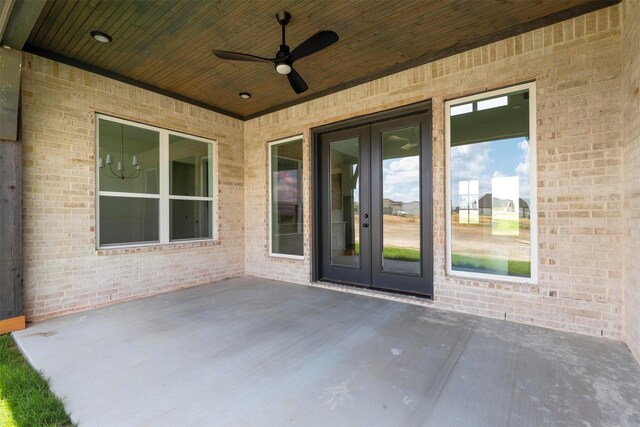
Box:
[21,53,245,321]
[622,0,640,362]
[244,6,625,339]
[21,6,632,342]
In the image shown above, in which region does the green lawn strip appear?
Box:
[354,244,420,262]
[452,253,531,277]
[383,247,420,262]
[0,334,73,427]
[352,245,530,276]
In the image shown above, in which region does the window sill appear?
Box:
[96,239,221,256]
[269,253,305,261]
[446,271,538,291]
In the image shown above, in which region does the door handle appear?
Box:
[362,223,369,228]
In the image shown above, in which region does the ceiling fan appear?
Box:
[212,11,339,95]
[388,134,419,151]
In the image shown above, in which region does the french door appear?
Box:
[316,109,433,296]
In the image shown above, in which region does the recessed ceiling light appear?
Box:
[239,92,251,99]
[90,31,112,43]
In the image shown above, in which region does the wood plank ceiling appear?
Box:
[25,0,618,120]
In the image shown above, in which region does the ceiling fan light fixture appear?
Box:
[239,92,252,99]
[90,30,112,43]
[275,62,292,75]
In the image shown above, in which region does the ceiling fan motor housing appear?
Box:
[275,45,292,74]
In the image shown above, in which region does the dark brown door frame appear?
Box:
[311,100,433,297]
[370,113,433,295]
[319,125,372,285]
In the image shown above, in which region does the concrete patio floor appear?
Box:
[13,276,640,427]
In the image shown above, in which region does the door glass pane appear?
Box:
[170,200,212,240]
[381,126,421,275]
[98,119,160,194]
[271,139,303,256]
[330,137,360,267]
[169,135,213,197]
[99,196,159,245]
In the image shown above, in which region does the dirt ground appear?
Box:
[451,213,530,261]
[353,213,530,261]
[355,214,421,250]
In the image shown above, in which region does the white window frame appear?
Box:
[268,135,304,260]
[445,82,537,284]
[96,114,217,249]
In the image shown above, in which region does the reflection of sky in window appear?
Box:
[274,170,298,203]
[451,137,530,206]
[382,155,420,203]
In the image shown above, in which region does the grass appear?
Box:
[452,253,531,277]
[352,244,530,276]
[354,244,530,276]
[0,334,73,427]
[354,244,421,262]
[383,246,421,262]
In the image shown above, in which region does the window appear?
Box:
[269,136,303,258]
[445,83,537,282]
[96,115,216,247]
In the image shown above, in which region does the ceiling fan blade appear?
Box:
[289,30,339,62]
[287,68,308,94]
[212,50,274,63]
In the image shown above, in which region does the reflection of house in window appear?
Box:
[402,201,420,216]
[383,198,403,215]
[477,194,530,218]
[382,199,420,216]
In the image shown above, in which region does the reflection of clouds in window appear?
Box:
[451,143,492,195]
[382,155,420,203]
[451,137,530,202]
[451,146,491,181]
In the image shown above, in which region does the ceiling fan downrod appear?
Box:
[275,11,292,75]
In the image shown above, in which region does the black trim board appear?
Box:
[23,45,244,121]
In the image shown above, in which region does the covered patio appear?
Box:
[14,277,640,426]
[0,0,639,424]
